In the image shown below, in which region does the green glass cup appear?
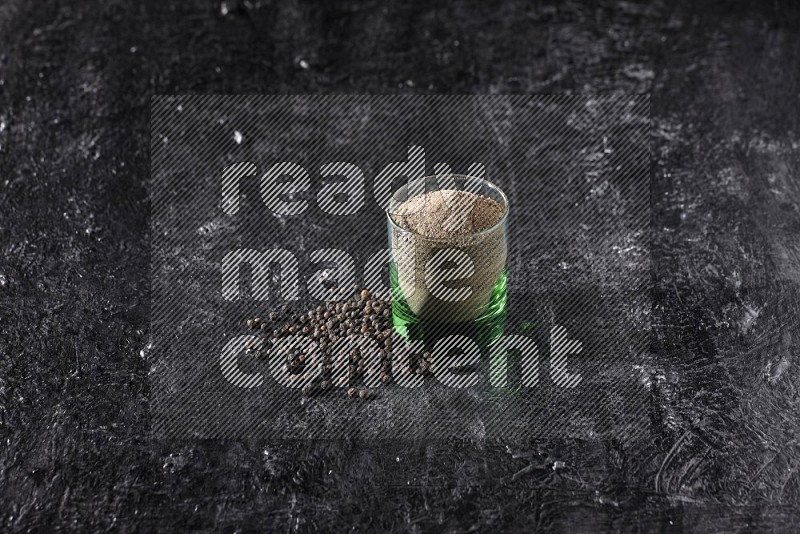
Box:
[386,174,509,348]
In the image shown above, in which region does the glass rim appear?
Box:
[386,174,509,241]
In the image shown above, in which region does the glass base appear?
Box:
[390,266,507,350]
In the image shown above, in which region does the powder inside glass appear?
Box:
[390,189,507,323]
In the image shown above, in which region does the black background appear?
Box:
[149,95,650,442]
[1,0,799,531]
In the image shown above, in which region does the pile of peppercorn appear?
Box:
[244,289,435,399]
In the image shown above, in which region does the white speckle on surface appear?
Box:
[162,453,187,473]
[298,58,309,70]
[621,63,654,81]
[0,121,6,133]
[176,104,183,112]
[130,46,137,53]
[633,364,664,390]
[396,457,400,462]
[739,304,760,333]
[197,217,235,237]
[233,131,243,144]
[0,273,6,287]
[405,79,415,87]
[220,2,229,15]
[767,358,791,385]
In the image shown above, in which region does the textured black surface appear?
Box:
[1,0,799,531]
[149,94,650,442]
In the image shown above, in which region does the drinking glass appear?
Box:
[386,174,508,347]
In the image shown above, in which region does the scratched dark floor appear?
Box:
[1,0,799,532]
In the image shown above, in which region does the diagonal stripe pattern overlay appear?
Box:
[150,95,651,441]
